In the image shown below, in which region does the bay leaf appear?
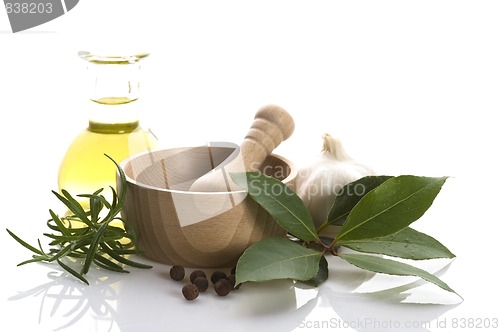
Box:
[235,237,322,285]
[231,172,319,242]
[327,175,393,226]
[336,176,448,242]
[340,227,455,260]
[303,255,329,287]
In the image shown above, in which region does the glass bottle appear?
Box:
[58,51,158,207]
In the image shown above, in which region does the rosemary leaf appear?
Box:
[82,220,111,275]
[54,190,92,227]
[100,243,152,269]
[17,256,48,266]
[49,209,70,236]
[92,252,128,273]
[57,259,89,285]
[5,229,44,256]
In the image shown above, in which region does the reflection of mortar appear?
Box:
[120,145,297,268]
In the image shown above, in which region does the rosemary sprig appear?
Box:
[6,154,152,285]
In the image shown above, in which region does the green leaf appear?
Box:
[78,192,111,210]
[57,259,89,285]
[327,176,393,226]
[303,255,329,287]
[100,243,153,269]
[43,232,94,244]
[48,244,76,262]
[49,209,70,237]
[93,259,129,273]
[230,172,319,242]
[339,253,457,294]
[52,190,92,227]
[235,237,323,285]
[81,219,111,274]
[341,227,455,260]
[92,252,128,273]
[90,191,105,223]
[6,229,44,256]
[336,176,448,242]
[17,256,47,266]
[110,186,119,209]
[106,153,127,210]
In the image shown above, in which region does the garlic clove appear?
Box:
[296,134,375,231]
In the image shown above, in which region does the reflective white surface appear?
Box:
[1,251,465,332]
[1,1,500,331]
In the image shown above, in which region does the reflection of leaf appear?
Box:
[8,270,119,331]
[231,172,319,242]
[336,176,448,242]
[328,176,393,226]
[339,253,458,295]
[341,227,455,260]
[363,260,455,304]
[235,237,322,285]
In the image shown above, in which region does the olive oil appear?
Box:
[58,121,157,205]
[58,52,158,207]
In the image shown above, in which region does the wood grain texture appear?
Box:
[120,146,297,268]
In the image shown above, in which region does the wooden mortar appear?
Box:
[120,147,297,267]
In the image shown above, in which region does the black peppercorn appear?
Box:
[182,284,199,301]
[169,265,185,281]
[214,279,232,296]
[189,270,207,283]
[210,270,227,285]
[192,276,209,292]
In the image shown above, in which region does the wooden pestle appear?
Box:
[190,104,295,192]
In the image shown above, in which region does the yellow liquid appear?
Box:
[58,121,157,207]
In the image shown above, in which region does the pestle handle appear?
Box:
[190,104,294,192]
[240,104,295,171]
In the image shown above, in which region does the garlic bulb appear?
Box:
[296,133,375,229]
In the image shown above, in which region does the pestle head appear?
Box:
[190,104,295,192]
[253,104,295,142]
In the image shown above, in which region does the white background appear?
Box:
[1,1,499,331]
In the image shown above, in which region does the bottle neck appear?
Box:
[80,52,148,134]
[88,97,140,134]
